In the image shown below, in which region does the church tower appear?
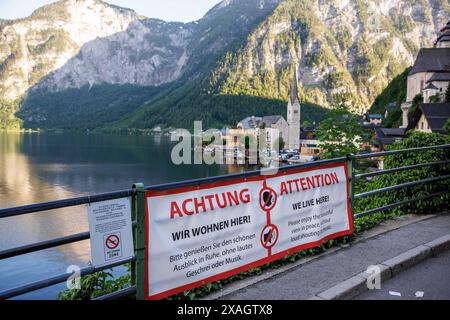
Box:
[287,68,301,150]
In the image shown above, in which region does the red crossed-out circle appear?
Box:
[259,186,277,212]
[105,234,120,250]
[260,224,279,249]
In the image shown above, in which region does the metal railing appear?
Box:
[0,144,449,300]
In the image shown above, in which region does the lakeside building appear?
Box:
[299,126,320,157]
[222,70,301,152]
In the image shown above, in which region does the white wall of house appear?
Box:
[415,114,432,132]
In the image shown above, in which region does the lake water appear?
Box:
[0,132,250,299]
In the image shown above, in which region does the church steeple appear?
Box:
[289,67,299,105]
[286,66,301,150]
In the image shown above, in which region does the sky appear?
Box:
[0,0,223,22]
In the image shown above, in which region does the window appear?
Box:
[421,122,424,130]
[420,80,424,90]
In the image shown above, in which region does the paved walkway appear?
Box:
[215,213,450,300]
[354,248,450,300]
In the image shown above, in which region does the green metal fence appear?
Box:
[0,144,449,300]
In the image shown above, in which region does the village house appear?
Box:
[362,113,383,126]
[373,128,407,151]
[407,103,450,134]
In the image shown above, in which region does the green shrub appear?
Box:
[58,266,131,300]
[354,131,450,224]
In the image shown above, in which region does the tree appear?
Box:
[315,102,364,159]
[407,94,423,122]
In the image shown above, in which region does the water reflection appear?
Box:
[0,132,250,298]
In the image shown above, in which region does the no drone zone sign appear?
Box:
[145,162,353,299]
[87,198,134,267]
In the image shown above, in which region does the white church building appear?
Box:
[401,20,450,129]
[225,70,301,151]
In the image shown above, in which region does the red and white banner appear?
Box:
[145,162,353,299]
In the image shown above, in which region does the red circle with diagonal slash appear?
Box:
[259,186,277,212]
[260,224,279,249]
[105,234,120,250]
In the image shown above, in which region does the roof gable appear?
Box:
[424,82,439,90]
[408,103,450,133]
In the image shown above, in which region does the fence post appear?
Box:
[132,183,146,300]
[346,154,355,216]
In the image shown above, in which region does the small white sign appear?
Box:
[87,197,134,267]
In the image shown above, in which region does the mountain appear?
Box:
[1,0,282,129]
[117,0,449,130]
[0,0,449,130]
[206,0,449,112]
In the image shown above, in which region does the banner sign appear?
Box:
[145,162,353,299]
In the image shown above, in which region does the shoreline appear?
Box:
[0,127,168,136]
